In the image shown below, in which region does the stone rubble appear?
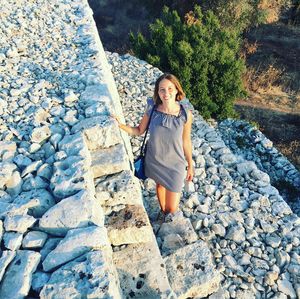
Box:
[0,0,299,297]
[107,51,300,298]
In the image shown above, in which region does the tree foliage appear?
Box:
[130,5,246,119]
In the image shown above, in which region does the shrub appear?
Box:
[130,5,246,119]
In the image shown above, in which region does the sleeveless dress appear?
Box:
[144,98,188,192]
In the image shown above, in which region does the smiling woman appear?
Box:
[113,73,194,219]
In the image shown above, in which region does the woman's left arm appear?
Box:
[183,110,194,181]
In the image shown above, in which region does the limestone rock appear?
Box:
[50,155,95,199]
[90,143,130,178]
[106,205,152,246]
[72,117,121,150]
[31,271,51,293]
[0,162,17,189]
[39,190,104,236]
[113,239,174,298]
[237,161,257,175]
[0,250,41,298]
[95,170,143,207]
[42,226,109,272]
[40,250,122,299]
[12,189,55,218]
[277,279,297,298]
[3,232,23,251]
[4,213,36,233]
[22,231,48,248]
[31,125,51,144]
[40,238,62,261]
[58,131,90,161]
[0,250,16,282]
[225,224,246,244]
[164,241,220,298]
[5,170,22,196]
[0,141,16,161]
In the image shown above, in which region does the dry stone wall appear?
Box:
[0,0,299,298]
[0,0,176,298]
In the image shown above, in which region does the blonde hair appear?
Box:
[153,73,185,105]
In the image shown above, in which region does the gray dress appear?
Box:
[144,98,188,192]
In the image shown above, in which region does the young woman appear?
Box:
[114,73,193,217]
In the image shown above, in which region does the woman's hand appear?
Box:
[186,165,194,181]
[111,114,122,127]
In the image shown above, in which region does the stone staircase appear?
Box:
[0,0,299,298]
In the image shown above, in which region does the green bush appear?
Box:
[130,5,246,119]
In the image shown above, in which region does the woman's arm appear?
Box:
[183,110,194,181]
[112,113,150,136]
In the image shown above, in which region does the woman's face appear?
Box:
[158,79,178,102]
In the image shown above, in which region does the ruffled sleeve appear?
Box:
[145,97,155,116]
[180,102,189,123]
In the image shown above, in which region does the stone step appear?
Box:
[163,240,221,299]
[90,143,130,178]
[113,238,175,298]
[40,248,122,299]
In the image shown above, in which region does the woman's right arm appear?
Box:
[112,113,150,136]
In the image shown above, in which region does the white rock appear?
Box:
[0,250,16,282]
[31,125,51,144]
[5,170,22,196]
[21,160,43,177]
[113,240,174,298]
[237,161,257,175]
[50,155,95,199]
[31,271,51,293]
[164,241,220,298]
[106,205,152,246]
[277,279,297,298]
[42,226,109,272]
[39,190,104,236]
[3,231,23,250]
[22,231,48,248]
[0,141,16,161]
[0,250,41,298]
[13,189,55,218]
[90,143,130,178]
[0,162,17,189]
[4,214,36,233]
[41,250,122,299]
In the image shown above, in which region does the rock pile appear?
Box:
[0,0,175,298]
[107,52,300,298]
[0,0,299,297]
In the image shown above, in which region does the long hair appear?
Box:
[153,73,185,105]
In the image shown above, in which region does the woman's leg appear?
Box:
[164,190,181,214]
[156,183,166,212]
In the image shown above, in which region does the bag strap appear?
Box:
[140,105,155,156]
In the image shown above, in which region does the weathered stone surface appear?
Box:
[58,131,90,161]
[106,205,152,246]
[0,162,17,189]
[40,250,122,299]
[90,143,130,178]
[39,190,104,236]
[84,121,121,149]
[42,226,109,272]
[0,250,41,299]
[22,231,48,248]
[277,279,297,298]
[158,213,198,254]
[31,125,51,143]
[40,238,62,261]
[31,271,51,293]
[0,141,16,161]
[5,170,22,196]
[4,213,36,233]
[3,232,23,250]
[0,220,2,242]
[0,250,16,282]
[13,189,55,218]
[113,239,174,298]
[237,161,257,175]
[50,155,95,199]
[225,224,246,244]
[164,241,220,298]
[95,170,143,207]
